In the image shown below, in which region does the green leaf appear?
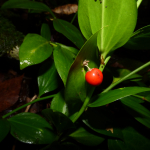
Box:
[65,31,100,104]
[78,0,92,39]
[53,19,85,49]
[124,25,150,50]
[121,96,150,128]
[38,60,61,97]
[78,0,137,56]
[121,97,150,118]
[69,127,105,146]
[41,23,51,41]
[0,119,10,142]
[50,90,69,115]
[82,107,123,139]
[123,95,144,104]
[42,109,75,133]
[8,112,57,144]
[108,118,150,150]
[19,34,53,70]
[55,42,78,55]
[88,87,150,107]
[53,44,77,86]
[50,90,78,120]
[1,0,55,18]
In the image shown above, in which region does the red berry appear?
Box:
[85,68,103,86]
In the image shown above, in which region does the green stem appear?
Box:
[71,12,77,24]
[72,87,95,123]
[99,56,111,72]
[102,61,150,93]
[2,94,56,119]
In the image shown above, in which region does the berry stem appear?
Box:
[85,65,91,71]
[82,60,92,71]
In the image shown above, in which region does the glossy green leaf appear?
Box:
[50,90,78,120]
[41,23,51,41]
[108,118,150,150]
[65,31,100,104]
[78,0,137,56]
[55,42,78,55]
[69,127,105,146]
[19,34,53,69]
[78,0,92,39]
[82,107,123,139]
[38,60,60,97]
[88,87,150,107]
[53,44,77,86]
[53,19,85,49]
[121,97,150,128]
[42,109,75,133]
[124,25,150,50]
[50,90,69,115]
[8,112,57,144]
[0,119,10,142]
[1,0,55,18]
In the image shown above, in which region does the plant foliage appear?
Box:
[1,0,150,149]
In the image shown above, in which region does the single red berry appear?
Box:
[85,68,103,86]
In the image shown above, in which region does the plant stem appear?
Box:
[99,56,111,72]
[72,87,95,123]
[71,12,77,24]
[102,61,150,93]
[2,94,56,119]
